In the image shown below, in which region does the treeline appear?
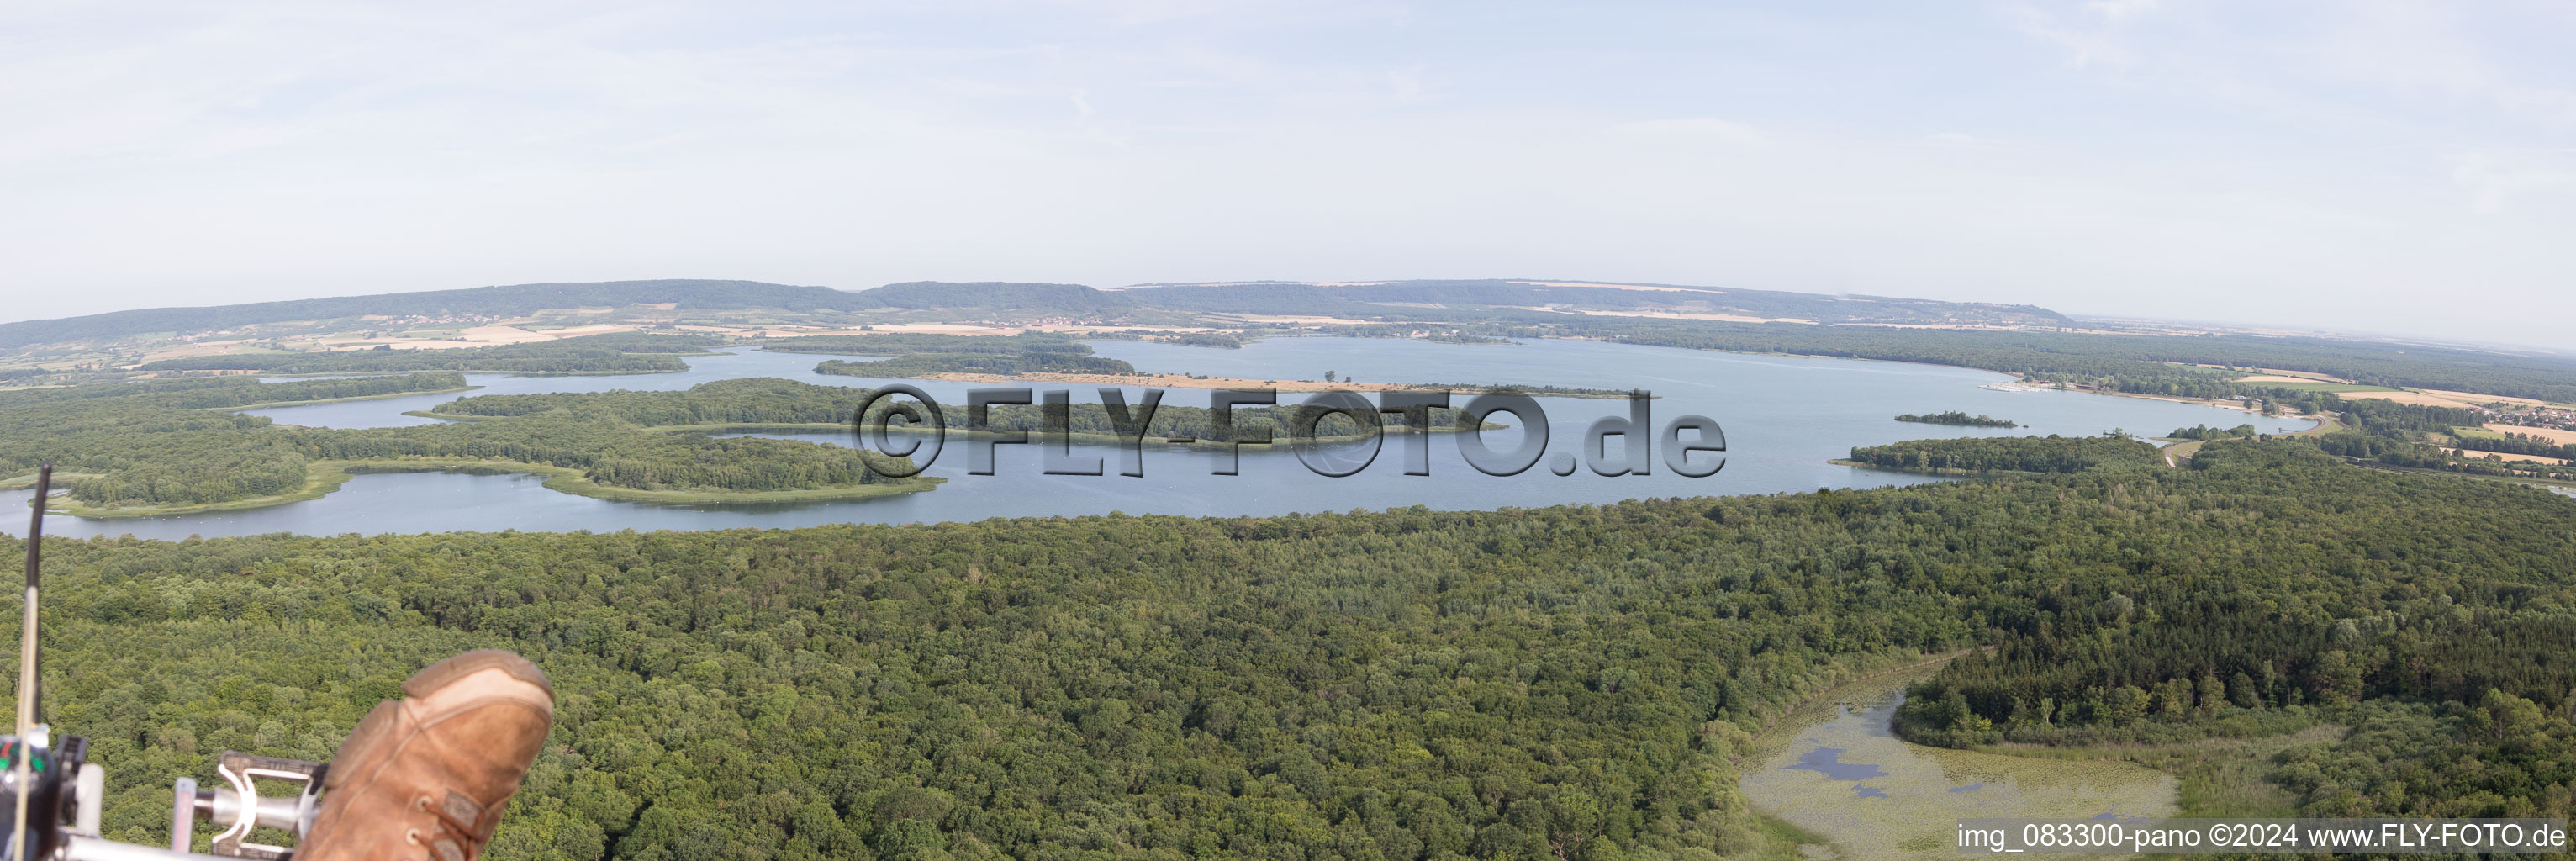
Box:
[134,334,724,375]
[1846,434,2162,474]
[856,282,1135,313]
[8,439,2573,858]
[816,352,1136,378]
[1894,411,2015,427]
[159,372,470,408]
[1412,383,1644,399]
[2451,430,2576,461]
[766,332,1144,378]
[759,333,1041,356]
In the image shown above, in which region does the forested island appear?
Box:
[806,333,1139,378]
[1893,410,2016,427]
[420,378,1487,445]
[2167,422,2258,441]
[1842,434,2162,475]
[14,436,2572,857]
[0,374,933,516]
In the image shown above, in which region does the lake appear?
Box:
[1739,664,2176,859]
[2,338,2312,539]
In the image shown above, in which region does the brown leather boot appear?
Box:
[298,650,555,861]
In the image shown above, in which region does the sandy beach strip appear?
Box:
[914,371,1449,394]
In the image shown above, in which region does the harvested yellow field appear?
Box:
[458,325,561,344]
[2487,424,2576,446]
[537,323,640,338]
[2342,390,2491,408]
[2424,388,2556,407]
[2443,447,2570,465]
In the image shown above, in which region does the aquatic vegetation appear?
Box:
[1741,669,2176,859]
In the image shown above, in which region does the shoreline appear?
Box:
[399,416,1491,445]
[894,370,1636,398]
[35,458,942,519]
[215,385,482,411]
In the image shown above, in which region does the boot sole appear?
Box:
[403,649,555,701]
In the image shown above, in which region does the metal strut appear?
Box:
[16,465,50,861]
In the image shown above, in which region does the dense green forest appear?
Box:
[1892,441,2575,821]
[9,440,2571,859]
[135,334,724,375]
[0,281,869,349]
[1845,434,2162,474]
[1892,411,2015,428]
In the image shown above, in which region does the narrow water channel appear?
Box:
[1739,665,2176,858]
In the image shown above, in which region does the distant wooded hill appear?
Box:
[0,277,2069,349]
[859,281,1134,313]
[0,280,872,349]
[1121,279,2073,326]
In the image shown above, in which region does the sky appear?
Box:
[4,1,2573,346]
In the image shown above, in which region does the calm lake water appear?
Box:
[3,338,2311,539]
[1740,665,2176,859]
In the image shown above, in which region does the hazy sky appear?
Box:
[6,1,2572,346]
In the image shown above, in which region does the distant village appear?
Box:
[2476,404,2576,433]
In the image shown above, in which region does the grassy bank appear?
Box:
[214,385,481,411]
[2,471,108,490]
[1973,723,2343,817]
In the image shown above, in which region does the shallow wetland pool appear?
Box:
[1740,666,2176,858]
